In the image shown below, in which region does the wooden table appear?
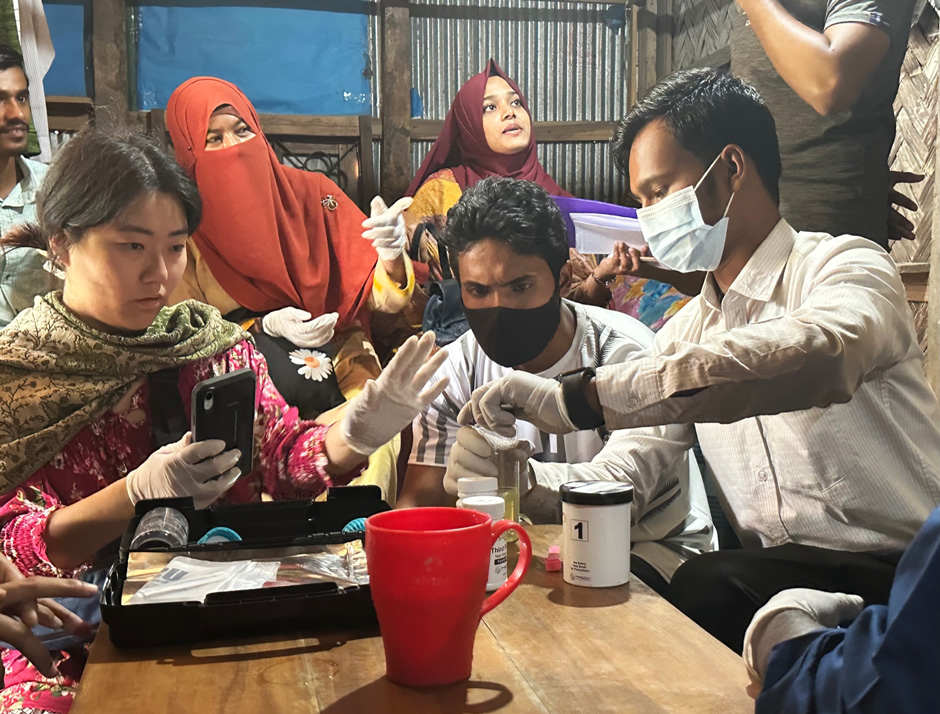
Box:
[71,527,754,714]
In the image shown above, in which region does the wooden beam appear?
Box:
[411,119,616,142]
[148,108,168,148]
[629,1,658,106]
[897,262,931,302]
[358,114,377,203]
[46,96,93,133]
[92,0,128,130]
[689,45,732,71]
[380,0,413,201]
[135,109,618,145]
[255,114,373,138]
[928,85,940,398]
[655,0,673,80]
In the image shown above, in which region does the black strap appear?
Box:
[436,228,454,280]
[409,223,427,262]
[557,367,605,431]
[148,367,186,447]
[412,221,454,280]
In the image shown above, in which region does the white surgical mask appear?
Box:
[636,154,735,273]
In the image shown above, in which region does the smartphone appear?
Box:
[191,368,256,478]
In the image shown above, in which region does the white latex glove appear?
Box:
[743,588,866,683]
[340,332,450,456]
[361,196,412,262]
[444,427,499,495]
[125,433,242,509]
[444,427,532,495]
[262,308,338,348]
[457,372,576,437]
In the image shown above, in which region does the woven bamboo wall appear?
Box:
[672,0,733,70]
[889,9,938,359]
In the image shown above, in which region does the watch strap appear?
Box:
[557,367,605,430]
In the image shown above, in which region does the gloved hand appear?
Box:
[361,196,412,262]
[262,308,338,348]
[125,433,242,509]
[457,372,576,437]
[444,427,532,495]
[743,588,866,683]
[340,331,449,456]
[444,427,499,494]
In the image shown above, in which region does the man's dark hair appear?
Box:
[443,176,569,281]
[611,69,781,204]
[0,44,25,75]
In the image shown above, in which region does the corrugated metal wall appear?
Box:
[371,1,630,202]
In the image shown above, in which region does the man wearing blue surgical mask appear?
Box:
[399,176,716,594]
[459,70,940,654]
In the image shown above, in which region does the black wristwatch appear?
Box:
[557,367,605,430]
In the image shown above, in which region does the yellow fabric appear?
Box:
[170,241,241,316]
[313,399,400,505]
[347,435,400,505]
[407,169,463,221]
[332,327,382,399]
[369,253,415,315]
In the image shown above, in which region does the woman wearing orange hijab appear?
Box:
[167,76,413,500]
[167,76,414,388]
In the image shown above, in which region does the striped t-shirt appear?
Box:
[410,299,716,581]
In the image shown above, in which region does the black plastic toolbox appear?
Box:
[101,486,389,647]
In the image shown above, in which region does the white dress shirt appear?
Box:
[595,220,940,552]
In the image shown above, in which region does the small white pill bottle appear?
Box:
[455,476,498,508]
[458,494,508,592]
[560,481,634,588]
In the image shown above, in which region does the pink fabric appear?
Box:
[0,340,360,713]
[406,59,571,197]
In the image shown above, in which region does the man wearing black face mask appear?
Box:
[399,176,715,593]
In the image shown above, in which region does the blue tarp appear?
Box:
[44,1,89,97]
[136,4,372,114]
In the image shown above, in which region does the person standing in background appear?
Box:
[731,0,921,247]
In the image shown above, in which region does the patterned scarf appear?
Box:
[0,293,248,492]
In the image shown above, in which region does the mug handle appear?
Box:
[480,520,531,617]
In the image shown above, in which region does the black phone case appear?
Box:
[191,368,256,477]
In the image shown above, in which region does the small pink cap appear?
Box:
[545,545,562,572]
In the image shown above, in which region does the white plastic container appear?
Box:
[459,495,508,592]
[455,476,498,509]
[560,482,634,588]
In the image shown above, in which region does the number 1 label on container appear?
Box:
[571,519,589,542]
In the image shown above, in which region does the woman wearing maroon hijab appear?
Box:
[406,60,626,311]
[407,59,569,219]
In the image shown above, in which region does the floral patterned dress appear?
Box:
[609,275,692,332]
[0,340,359,714]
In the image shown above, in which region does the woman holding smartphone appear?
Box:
[0,130,447,714]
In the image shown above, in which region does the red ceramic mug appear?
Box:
[365,507,531,687]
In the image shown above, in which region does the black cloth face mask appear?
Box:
[463,293,562,367]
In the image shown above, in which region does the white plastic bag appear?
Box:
[128,556,280,605]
